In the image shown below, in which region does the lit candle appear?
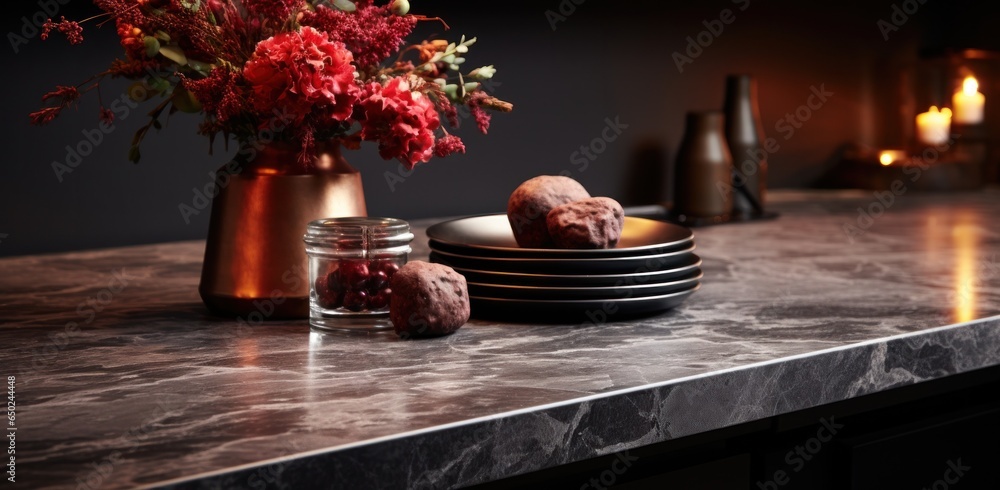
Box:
[878,150,906,166]
[952,75,985,125]
[915,106,952,146]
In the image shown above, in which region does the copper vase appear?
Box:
[199,142,368,319]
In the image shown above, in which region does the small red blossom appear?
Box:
[433,135,466,158]
[41,17,83,44]
[358,78,440,169]
[41,85,80,105]
[29,107,63,126]
[244,26,360,128]
[468,92,493,134]
[99,107,115,125]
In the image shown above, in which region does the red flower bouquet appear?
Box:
[31,0,512,169]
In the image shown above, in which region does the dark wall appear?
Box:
[0,0,974,257]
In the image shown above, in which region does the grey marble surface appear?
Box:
[3,190,1000,489]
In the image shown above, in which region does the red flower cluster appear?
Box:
[32,0,512,170]
[29,85,80,125]
[244,0,305,23]
[358,78,440,168]
[433,134,466,158]
[245,26,360,129]
[41,17,83,45]
[182,68,247,125]
[115,21,146,60]
[301,3,417,70]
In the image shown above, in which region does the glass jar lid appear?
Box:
[304,217,413,254]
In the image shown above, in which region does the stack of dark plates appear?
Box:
[427,214,701,321]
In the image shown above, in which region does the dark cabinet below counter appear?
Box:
[476,365,1000,490]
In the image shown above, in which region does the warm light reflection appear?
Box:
[952,212,979,323]
[237,337,260,367]
[963,76,979,96]
[878,151,906,166]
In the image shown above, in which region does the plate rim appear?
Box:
[430,244,697,264]
[426,213,694,255]
[469,284,700,305]
[445,255,703,281]
[466,271,703,293]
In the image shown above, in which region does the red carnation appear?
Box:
[358,78,441,169]
[244,26,360,128]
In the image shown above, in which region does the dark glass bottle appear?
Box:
[723,75,768,217]
[673,111,733,221]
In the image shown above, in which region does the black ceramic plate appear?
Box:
[470,285,700,321]
[426,214,693,258]
[429,245,696,274]
[446,254,703,287]
[467,271,702,300]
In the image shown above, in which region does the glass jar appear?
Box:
[304,217,413,332]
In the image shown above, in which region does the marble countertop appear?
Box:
[4,190,1000,489]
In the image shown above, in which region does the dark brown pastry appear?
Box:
[507,176,591,248]
[546,197,625,249]
[389,261,470,338]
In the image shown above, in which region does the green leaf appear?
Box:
[172,88,203,113]
[180,0,201,11]
[159,46,188,66]
[331,0,357,12]
[148,77,171,95]
[187,60,217,77]
[128,145,141,163]
[143,36,161,58]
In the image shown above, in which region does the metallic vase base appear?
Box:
[199,143,368,319]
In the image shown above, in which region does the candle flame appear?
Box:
[879,152,894,166]
[927,105,952,117]
[962,76,979,96]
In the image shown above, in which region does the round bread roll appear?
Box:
[546,197,625,249]
[507,175,590,248]
[389,261,470,338]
